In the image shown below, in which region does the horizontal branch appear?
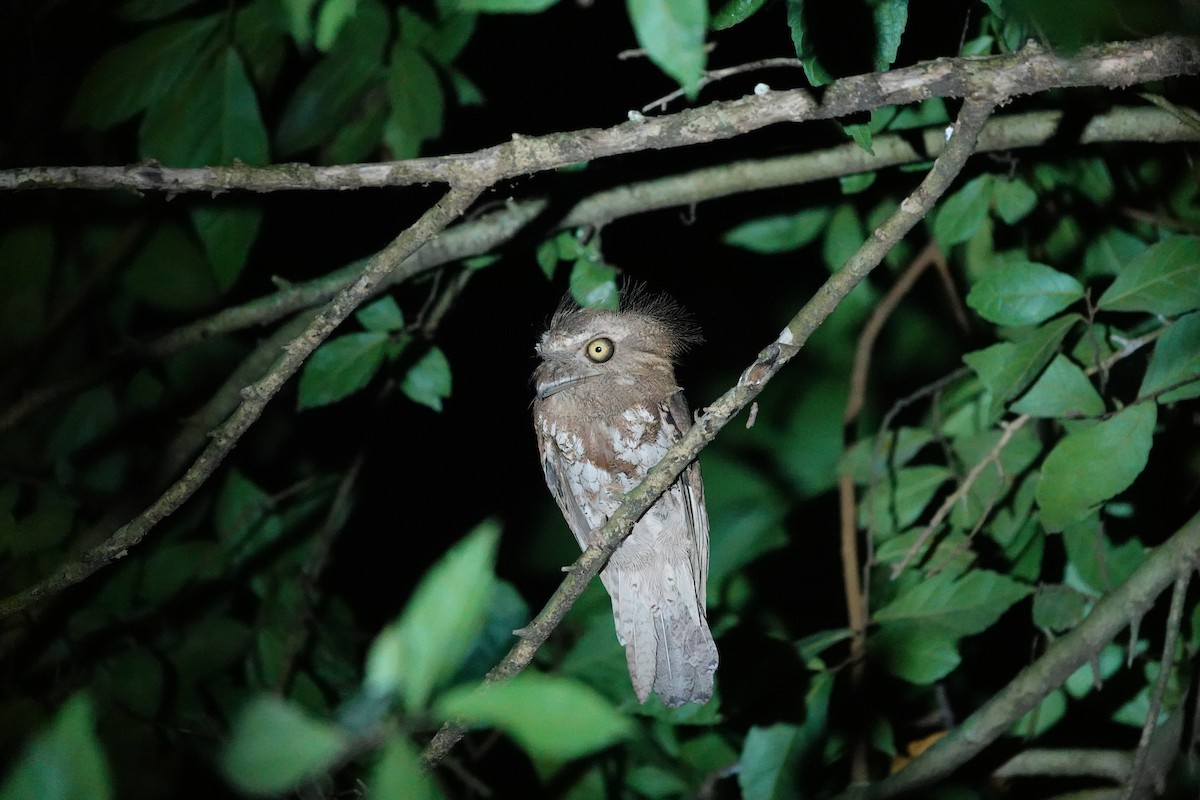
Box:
[3,105,1193,434]
[2,35,1196,194]
[422,94,998,769]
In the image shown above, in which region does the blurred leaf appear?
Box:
[870,623,960,684]
[215,470,283,560]
[966,261,1083,326]
[141,540,223,603]
[2,490,74,556]
[738,723,802,800]
[401,346,452,411]
[840,172,876,194]
[1036,403,1157,531]
[68,15,220,129]
[366,737,443,800]
[435,672,631,762]
[102,649,165,719]
[712,0,766,29]
[703,453,787,595]
[722,208,829,254]
[298,332,389,409]
[777,375,847,496]
[859,465,950,539]
[627,0,707,95]
[190,204,263,292]
[1032,585,1086,632]
[627,765,689,799]
[872,0,907,70]
[1084,228,1147,278]
[1140,312,1200,403]
[1011,354,1105,418]
[963,314,1078,418]
[124,223,219,313]
[889,97,947,130]
[315,0,359,51]
[421,13,476,64]
[934,175,992,247]
[874,569,1031,636]
[1096,236,1200,315]
[841,427,933,484]
[0,695,111,800]
[276,0,388,156]
[118,0,202,19]
[365,521,499,709]
[455,0,557,9]
[1011,688,1066,737]
[876,528,975,578]
[822,204,864,272]
[140,46,269,167]
[785,0,833,85]
[1061,515,1145,593]
[452,580,528,685]
[384,42,444,158]
[0,226,52,353]
[991,177,1038,224]
[221,695,348,795]
[536,238,560,278]
[796,628,853,663]
[569,259,619,309]
[280,0,319,46]
[356,295,405,333]
[44,386,118,463]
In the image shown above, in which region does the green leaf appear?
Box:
[215,470,283,558]
[703,452,788,596]
[118,0,202,20]
[315,0,359,51]
[0,226,52,353]
[569,259,619,309]
[859,465,950,539]
[1097,236,1200,315]
[125,223,219,314]
[991,177,1038,224]
[190,205,263,292]
[722,208,829,254]
[455,0,558,10]
[785,0,833,85]
[356,295,405,333]
[0,695,112,800]
[874,569,1032,635]
[68,16,221,130]
[967,261,1083,326]
[44,386,118,463]
[401,346,452,411]
[1036,403,1157,531]
[536,238,560,278]
[298,332,390,410]
[738,723,803,800]
[963,314,1078,418]
[384,43,444,159]
[421,13,476,65]
[221,695,349,795]
[872,0,907,71]
[435,673,631,762]
[840,172,876,194]
[712,0,767,29]
[871,624,961,684]
[1061,515,1146,593]
[840,427,933,484]
[276,0,389,156]
[822,204,864,272]
[1084,228,1147,278]
[140,46,269,167]
[1032,585,1086,632]
[366,737,443,800]
[280,0,319,46]
[626,0,707,95]
[1011,354,1104,418]
[1140,312,1200,403]
[934,175,992,247]
[452,581,529,685]
[947,425,1042,531]
[365,521,499,709]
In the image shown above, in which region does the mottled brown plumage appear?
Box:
[532,293,717,707]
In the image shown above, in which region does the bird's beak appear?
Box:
[536,374,594,399]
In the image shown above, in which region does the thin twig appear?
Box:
[640,57,807,113]
[1122,572,1191,800]
[422,94,999,769]
[891,414,1032,577]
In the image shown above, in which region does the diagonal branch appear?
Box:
[2,36,1197,194]
[0,185,483,619]
[422,95,998,768]
[835,509,1200,800]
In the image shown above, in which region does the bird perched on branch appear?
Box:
[532,291,717,707]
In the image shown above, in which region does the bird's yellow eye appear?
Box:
[584,337,614,363]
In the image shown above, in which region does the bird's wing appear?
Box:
[535,417,595,552]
